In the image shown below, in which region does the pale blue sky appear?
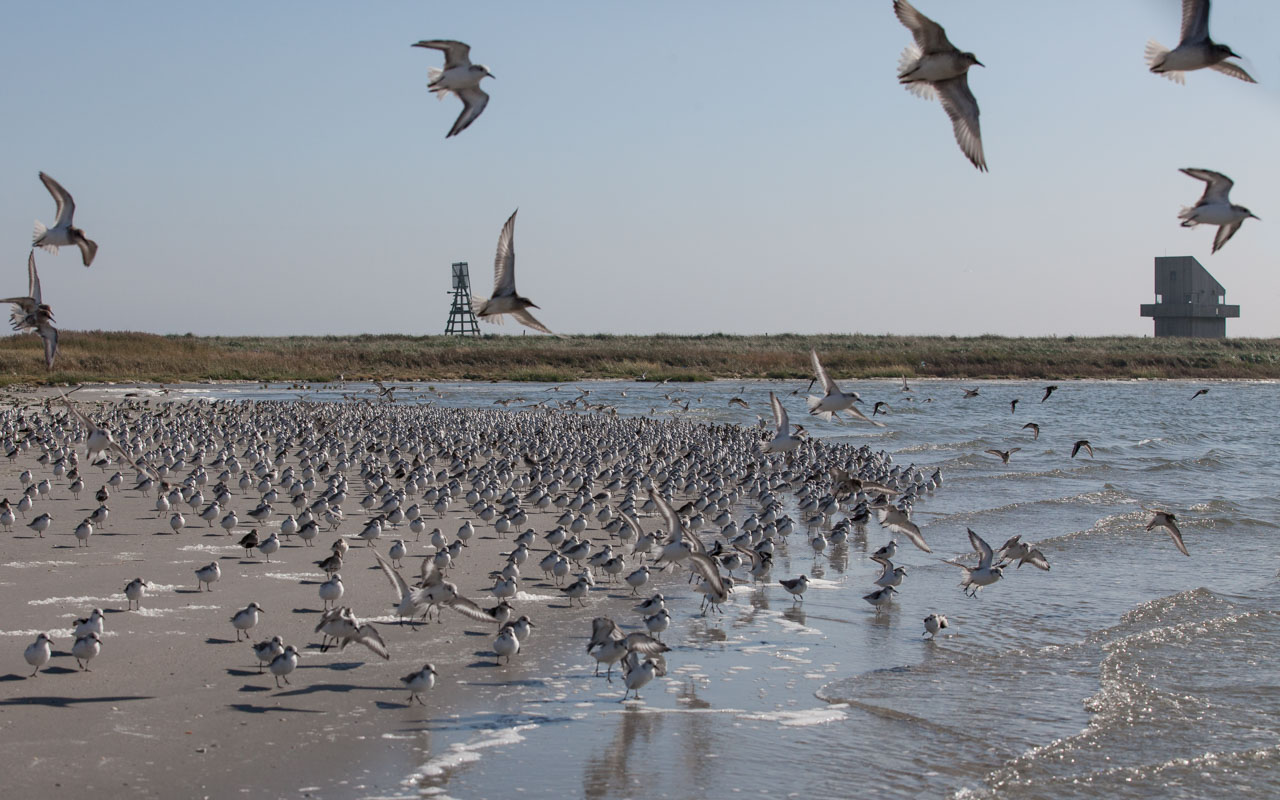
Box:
[1,1,1276,337]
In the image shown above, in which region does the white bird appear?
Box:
[763,392,802,454]
[779,574,810,602]
[389,539,407,567]
[195,561,221,591]
[24,633,53,676]
[74,518,93,547]
[1146,0,1255,85]
[32,172,98,266]
[27,512,53,538]
[314,607,390,659]
[318,574,344,609]
[587,617,670,681]
[806,350,883,426]
[401,663,438,704]
[257,531,281,561]
[269,645,299,688]
[251,636,285,673]
[1177,168,1259,254]
[619,650,667,702]
[169,511,185,534]
[73,608,105,638]
[472,210,554,335]
[412,39,494,137]
[71,631,101,671]
[923,613,949,638]
[1145,510,1191,557]
[493,626,520,665]
[1,251,58,368]
[946,529,1005,597]
[123,577,149,610]
[877,506,932,553]
[231,602,264,641]
[863,585,898,613]
[894,0,986,171]
[874,560,908,588]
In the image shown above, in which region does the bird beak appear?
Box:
[529,302,540,309]
[1250,213,1261,220]
[974,60,985,67]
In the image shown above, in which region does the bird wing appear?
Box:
[373,548,412,603]
[353,624,390,659]
[810,349,836,395]
[770,392,789,434]
[935,76,986,172]
[28,251,41,305]
[879,507,932,553]
[622,631,671,655]
[448,87,490,138]
[447,594,496,622]
[418,553,442,587]
[39,173,75,228]
[968,528,994,569]
[984,449,1004,458]
[511,307,554,336]
[1180,168,1233,205]
[893,0,954,52]
[1179,0,1210,44]
[1211,221,1244,254]
[75,234,98,267]
[1020,549,1051,571]
[589,616,621,651]
[411,39,472,70]
[997,534,1021,556]
[492,209,518,296]
[686,552,727,598]
[845,404,886,427]
[1165,524,1190,557]
[1208,61,1256,84]
[39,324,58,370]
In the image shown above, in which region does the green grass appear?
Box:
[2,331,1278,385]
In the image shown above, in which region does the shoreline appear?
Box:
[4,332,1280,385]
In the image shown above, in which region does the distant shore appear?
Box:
[2,332,1279,385]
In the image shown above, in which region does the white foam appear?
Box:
[403,723,539,786]
[263,572,316,581]
[739,704,849,726]
[28,595,116,606]
[178,544,240,553]
[2,560,76,569]
[133,605,220,617]
[514,591,559,602]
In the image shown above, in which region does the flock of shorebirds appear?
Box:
[8,360,1195,706]
[3,1,1265,366]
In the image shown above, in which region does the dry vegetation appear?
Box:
[2,331,1279,385]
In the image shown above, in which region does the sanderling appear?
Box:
[401,663,438,704]
[195,561,221,591]
[923,613,949,638]
[493,626,520,665]
[123,577,149,610]
[894,0,986,171]
[32,172,98,266]
[318,574,344,609]
[71,631,101,671]
[806,350,883,426]
[763,392,802,454]
[1,251,58,368]
[269,645,299,688]
[1177,168,1259,254]
[251,636,285,673]
[24,633,53,676]
[231,602,264,641]
[472,210,554,335]
[1146,0,1255,84]
[412,39,494,138]
[1145,510,1190,557]
[946,529,1005,597]
[779,574,810,603]
[863,586,898,613]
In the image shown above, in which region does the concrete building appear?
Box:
[1139,256,1239,338]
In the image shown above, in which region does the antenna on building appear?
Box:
[445,261,481,336]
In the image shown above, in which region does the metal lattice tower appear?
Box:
[444,261,481,336]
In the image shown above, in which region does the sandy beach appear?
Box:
[0,387,717,798]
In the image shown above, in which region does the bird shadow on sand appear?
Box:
[96,532,138,537]
[227,703,321,714]
[175,588,205,594]
[226,668,261,677]
[272,682,383,698]
[292,607,324,614]
[0,694,154,708]
[462,630,487,637]
[460,678,547,688]
[237,683,272,693]
[205,637,236,645]
[374,700,413,709]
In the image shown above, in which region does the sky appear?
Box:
[1,1,1277,338]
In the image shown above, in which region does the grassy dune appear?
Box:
[2,332,1279,385]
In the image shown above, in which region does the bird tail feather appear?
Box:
[32,221,55,252]
[897,45,936,100]
[1145,41,1184,84]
